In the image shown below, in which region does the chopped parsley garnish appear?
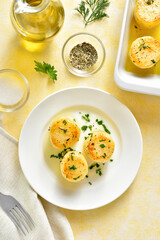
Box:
[89,125,92,131]
[63,144,66,148]
[50,147,74,159]
[96,119,103,125]
[146,0,154,4]
[102,124,110,134]
[99,139,106,142]
[66,138,70,141]
[110,159,113,162]
[99,144,105,148]
[73,175,81,180]
[151,59,156,64]
[89,163,100,169]
[84,136,88,140]
[63,120,67,125]
[86,175,88,178]
[59,127,67,133]
[82,113,90,122]
[139,44,150,51]
[69,165,77,170]
[81,125,93,132]
[96,119,110,134]
[88,182,92,185]
[81,125,88,131]
[73,118,76,122]
[71,153,74,160]
[96,168,102,176]
[88,132,93,137]
[143,46,148,50]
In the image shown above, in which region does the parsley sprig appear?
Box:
[75,0,110,26]
[34,60,57,82]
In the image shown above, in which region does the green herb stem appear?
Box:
[75,0,110,26]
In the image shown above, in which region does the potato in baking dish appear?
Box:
[60,151,88,182]
[134,0,160,28]
[83,130,115,163]
[129,36,160,68]
[50,118,80,149]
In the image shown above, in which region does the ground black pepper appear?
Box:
[69,42,98,70]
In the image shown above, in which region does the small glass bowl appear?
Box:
[62,32,105,77]
[0,69,30,112]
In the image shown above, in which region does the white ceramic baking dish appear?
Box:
[114,0,160,96]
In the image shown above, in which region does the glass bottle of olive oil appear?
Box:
[10,0,65,42]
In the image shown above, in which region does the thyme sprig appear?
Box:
[75,0,110,26]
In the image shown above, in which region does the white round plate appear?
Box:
[19,87,143,210]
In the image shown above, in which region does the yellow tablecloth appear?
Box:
[1,0,160,239]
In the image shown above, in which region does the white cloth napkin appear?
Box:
[0,127,74,240]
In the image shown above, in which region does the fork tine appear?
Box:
[8,211,26,236]
[15,206,32,230]
[12,208,29,233]
[16,203,35,227]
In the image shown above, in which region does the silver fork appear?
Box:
[0,192,35,235]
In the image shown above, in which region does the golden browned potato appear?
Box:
[60,151,88,182]
[50,118,80,149]
[129,36,160,69]
[84,130,115,163]
[134,0,160,28]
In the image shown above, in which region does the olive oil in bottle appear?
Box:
[10,0,65,42]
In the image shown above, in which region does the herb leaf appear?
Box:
[151,59,156,64]
[81,124,93,132]
[102,124,110,134]
[81,125,88,131]
[73,175,81,180]
[34,60,57,82]
[89,163,100,169]
[99,144,105,148]
[75,0,110,26]
[89,125,92,131]
[96,119,111,134]
[59,127,67,133]
[139,43,150,51]
[69,165,77,170]
[63,120,67,125]
[50,148,74,159]
[82,113,90,122]
[146,0,154,4]
[96,168,102,176]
